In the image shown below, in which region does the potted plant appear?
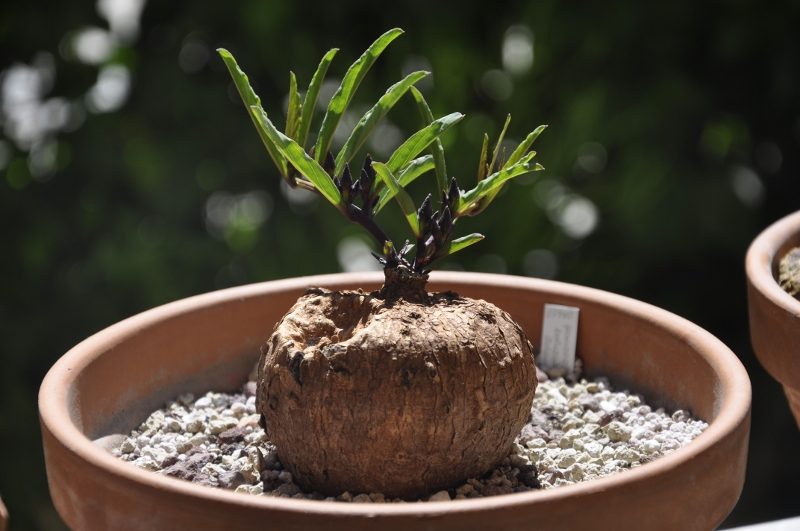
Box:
[746,209,800,428]
[39,30,751,530]
[218,27,551,499]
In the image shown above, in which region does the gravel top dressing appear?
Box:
[112,372,708,502]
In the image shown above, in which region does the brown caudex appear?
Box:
[259,268,536,498]
[747,209,800,428]
[39,272,751,531]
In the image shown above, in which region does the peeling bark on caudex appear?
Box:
[257,266,538,499]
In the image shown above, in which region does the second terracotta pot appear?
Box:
[40,272,751,530]
[0,495,7,531]
[747,210,800,428]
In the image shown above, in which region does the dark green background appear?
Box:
[1,0,799,528]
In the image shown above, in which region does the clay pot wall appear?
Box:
[39,272,751,530]
[747,210,800,428]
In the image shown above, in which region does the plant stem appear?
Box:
[379,264,428,302]
[344,204,391,249]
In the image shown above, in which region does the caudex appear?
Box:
[219,28,546,499]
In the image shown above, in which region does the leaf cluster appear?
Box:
[219,28,545,273]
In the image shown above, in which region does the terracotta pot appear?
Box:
[40,272,751,531]
[0,495,7,531]
[747,210,800,429]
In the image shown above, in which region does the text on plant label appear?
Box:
[539,303,579,372]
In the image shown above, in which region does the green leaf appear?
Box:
[218,48,288,177]
[395,155,435,187]
[497,146,506,170]
[315,28,404,165]
[297,48,337,150]
[474,115,512,213]
[434,233,485,259]
[250,106,342,207]
[505,124,547,168]
[477,133,489,181]
[286,72,302,140]
[334,70,429,177]
[456,153,544,216]
[372,162,420,237]
[383,112,464,181]
[489,114,511,174]
[409,87,448,194]
[374,155,434,213]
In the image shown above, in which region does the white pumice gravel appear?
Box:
[111,373,708,502]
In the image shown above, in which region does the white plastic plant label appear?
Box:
[539,303,580,372]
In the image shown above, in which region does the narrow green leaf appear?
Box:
[475,167,504,213]
[374,155,434,213]
[456,153,543,216]
[396,155,434,187]
[409,87,448,195]
[286,72,302,140]
[250,106,342,207]
[477,114,511,214]
[218,49,261,108]
[477,133,489,181]
[297,48,337,150]
[381,112,463,186]
[218,48,287,177]
[334,70,429,177]
[372,162,420,237]
[489,114,511,175]
[434,233,485,259]
[505,124,547,168]
[315,28,404,165]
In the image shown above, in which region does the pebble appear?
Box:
[607,422,632,442]
[113,373,708,501]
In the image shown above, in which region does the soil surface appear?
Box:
[779,247,800,296]
[112,372,708,502]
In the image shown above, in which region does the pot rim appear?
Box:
[39,271,751,517]
[746,209,800,318]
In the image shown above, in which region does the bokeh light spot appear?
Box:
[72,28,115,65]
[401,55,434,93]
[204,190,273,239]
[576,141,607,174]
[179,38,210,74]
[502,26,534,77]
[86,65,131,113]
[730,166,765,209]
[523,249,558,279]
[481,70,513,101]
[337,236,381,272]
[280,178,319,216]
[368,121,404,158]
[475,254,507,274]
[556,196,599,239]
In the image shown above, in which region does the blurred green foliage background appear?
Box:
[1,0,799,528]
